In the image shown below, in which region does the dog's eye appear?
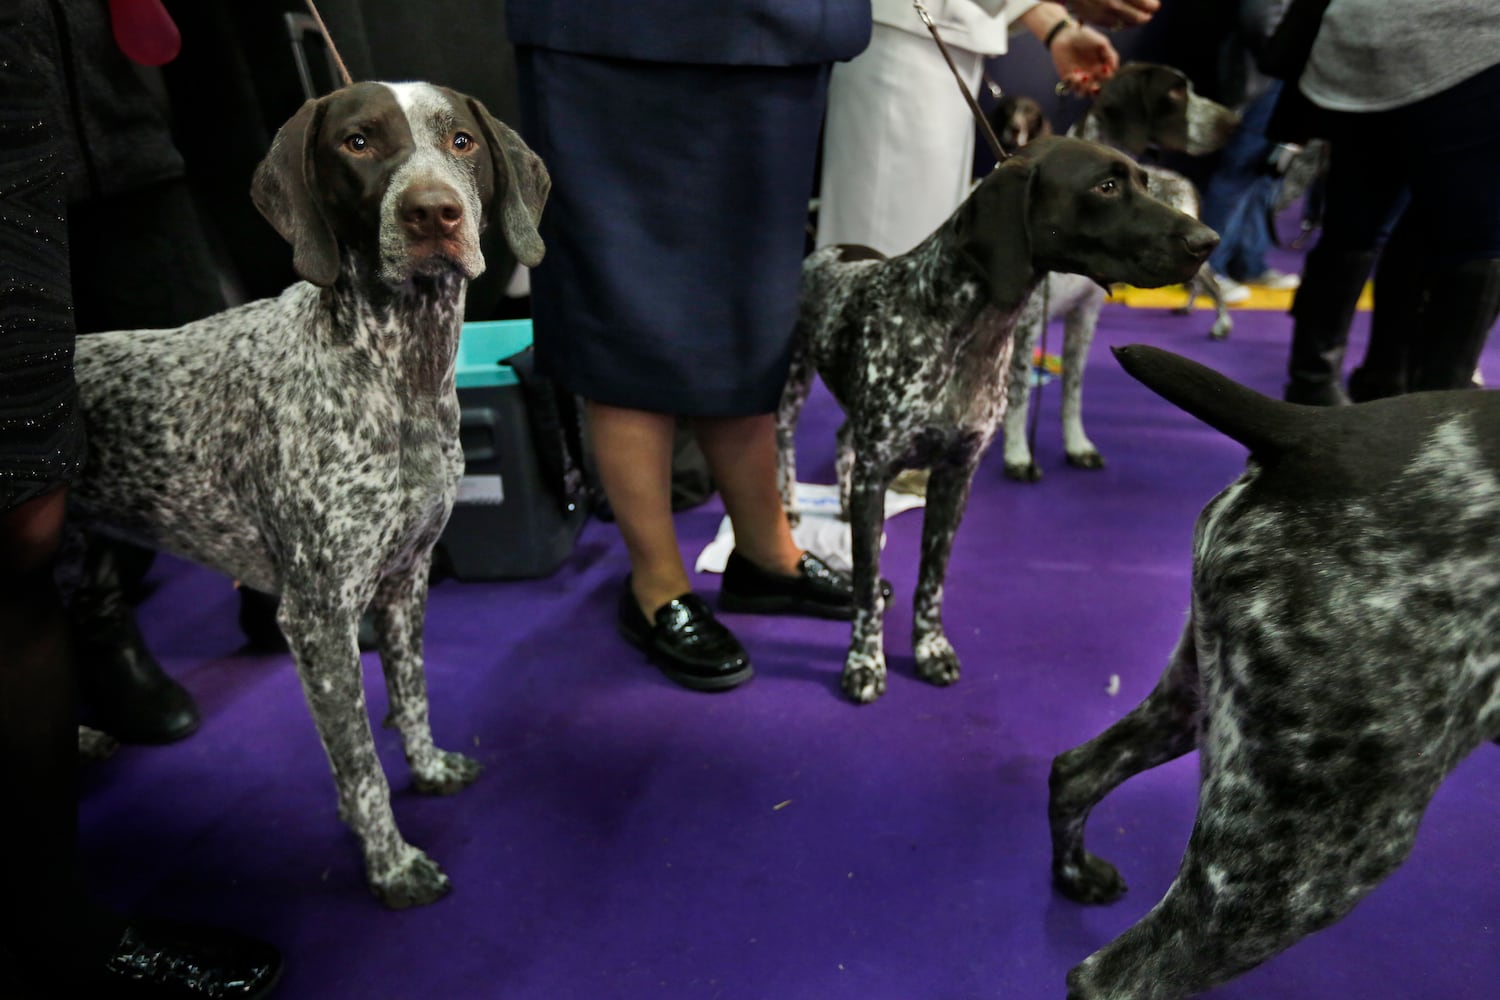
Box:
[1095,178,1120,196]
[344,134,369,153]
[453,132,474,151]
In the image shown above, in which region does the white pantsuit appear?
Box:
[816,0,1039,256]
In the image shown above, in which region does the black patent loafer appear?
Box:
[617,582,753,692]
[96,919,282,999]
[719,550,891,621]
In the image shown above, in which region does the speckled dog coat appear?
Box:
[68,81,549,908]
[776,137,1218,704]
[1051,345,1500,998]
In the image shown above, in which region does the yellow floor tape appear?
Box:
[1108,283,1374,312]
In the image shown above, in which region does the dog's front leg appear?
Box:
[841,458,891,703]
[279,585,450,909]
[371,554,482,796]
[1003,302,1044,482]
[911,462,976,687]
[1060,304,1104,469]
[1049,616,1200,906]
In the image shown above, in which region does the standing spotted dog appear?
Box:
[777,137,1218,703]
[1051,344,1500,998]
[68,82,548,907]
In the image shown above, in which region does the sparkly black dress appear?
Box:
[0,1,85,512]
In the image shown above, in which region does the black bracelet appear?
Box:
[1044,17,1077,51]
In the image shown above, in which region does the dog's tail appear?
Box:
[1112,344,1311,459]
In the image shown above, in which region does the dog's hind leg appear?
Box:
[1049,616,1200,904]
[280,583,450,909]
[1061,295,1106,469]
[911,461,976,688]
[371,553,482,796]
[776,341,815,527]
[1003,297,1044,482]
[841,456,893,703]
[1064,665,1452,1000]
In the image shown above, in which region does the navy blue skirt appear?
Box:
[516,49,829,416]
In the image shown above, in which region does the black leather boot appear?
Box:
[1349,220,1426,402]
[71,539,201,745]
[1408,257,1500,392]
[1284,247,1376,406]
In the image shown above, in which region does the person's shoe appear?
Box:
[719,550,890,621]
[1248,268,1300,290]
[617,581,752,692]
[1216,275,1251,304]
[72,543,201,745]
[93,918,282,998]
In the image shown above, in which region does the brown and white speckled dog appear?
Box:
[1051,344,1500,998]
[777,137,1217,704]
[67,82,548,907]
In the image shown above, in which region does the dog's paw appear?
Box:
[841,659,887,704]
[914,635,961,687]
[1054,852,1127,904]
[411,751,483,796]
[371,849,452,909]
[1004,461,1043,483]
[1065,450,1105,470]
[1209,317,1232,341]
[78,725,119,763]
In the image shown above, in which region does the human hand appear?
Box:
[1066,0,1160,31]
[1051,24,1119,96]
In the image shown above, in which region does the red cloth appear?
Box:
[108,0,180,66]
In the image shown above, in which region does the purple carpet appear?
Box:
[83,240,1500,999]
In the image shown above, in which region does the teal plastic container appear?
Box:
[454,319,534,388]
[436,319,587,579]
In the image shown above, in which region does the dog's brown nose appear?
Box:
[1183,225,1219,261]
[399,184,464,240]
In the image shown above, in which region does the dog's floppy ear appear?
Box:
[1089,70,1152,157]
[953,157,1037,312]
[251,96,341,288]
[465,97,550,269]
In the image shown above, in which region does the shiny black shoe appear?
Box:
[719,550,891,621]
[617,581,752,692]
[94,919,282,999]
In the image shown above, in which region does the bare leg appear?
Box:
[696,412,802,576]
[774,344,814,525]
[0,490,121,963]
[587,400,688,616]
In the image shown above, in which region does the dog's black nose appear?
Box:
[399,184,464,240]
[1183,225,1219,260]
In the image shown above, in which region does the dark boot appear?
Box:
[1349,218,1426,402]
[71,538,200,745]
[1284,247,1377,405]
[1408,257,1500,392]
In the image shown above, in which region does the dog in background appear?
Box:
[1050,343,1500,998]
[1003,63,1239,481]
[68,82,549,907]
[987,93,1053,156]
[777,137,1218,703]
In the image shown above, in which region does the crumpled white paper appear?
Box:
[694,482,926,574]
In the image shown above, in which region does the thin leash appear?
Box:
[304,0,353,87]
[912,1,1009,165]
[909,1,1056,465]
